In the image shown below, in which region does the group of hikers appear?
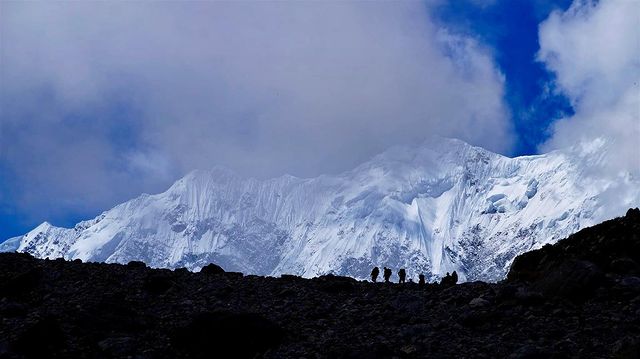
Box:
[370,266,458,287]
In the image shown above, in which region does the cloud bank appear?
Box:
[538,0,640,177]
[0,1,513,224]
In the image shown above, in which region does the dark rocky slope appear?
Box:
[1,209,639,359]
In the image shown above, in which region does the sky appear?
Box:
[1,0,638,241]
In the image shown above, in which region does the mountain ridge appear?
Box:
[3,137,638,282]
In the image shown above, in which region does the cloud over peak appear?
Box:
[1,1,512,222]
[538,0,640,176]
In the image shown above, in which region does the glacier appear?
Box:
[3,137,638,282]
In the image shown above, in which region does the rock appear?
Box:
[98,336,135,357]
[613,336,640,359]
[144,274,174,294]
[509,345,551,359]
[514,287,545,306]
[127,260,147,269]
[469,297,490,308]
[316,275,356,293]
[342,343,394,359]
[508,207,640,302]
[174,267,190,274]
[620,276,640,291]
[531,260,604,302]
[400,344,418,355]
[626,207,640,220]
[276,288,296,298]
[172,311,284,358]
[0,267,43,298]
[200,263,225,275]
[12,316,66,357]
[610,257,639,275]
[552,338,576,355]
[494,284,518,302]
[507,245,550,282]
[225,271,244,279]
[1,302,27,317]
[0,340,9,356]
[280,274,301,280]
[458,309,492,327]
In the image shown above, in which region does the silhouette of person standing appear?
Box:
[441,272,451,286]
[383,267,392,283]
[440,271,459,287]
[398,268,406,283]
[371,267,380,283]
[418,274,425,286]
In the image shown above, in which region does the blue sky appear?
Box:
[1,0,638,241]
[433,0,575,154]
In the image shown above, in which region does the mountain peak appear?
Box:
[4,138,637,282]
[31,221,52,234]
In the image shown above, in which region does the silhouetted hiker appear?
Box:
[440,272,451,286]
[383,267,392,283]
[418,274,425,286]
[371,267,380,283]
[440,271,459,287]
[398,268,406,283]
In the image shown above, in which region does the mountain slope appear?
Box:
[4,137,638,281]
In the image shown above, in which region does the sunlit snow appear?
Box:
[4,137,638,282]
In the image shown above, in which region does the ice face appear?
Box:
[8,137,639,282]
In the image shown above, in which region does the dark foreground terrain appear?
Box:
[1,209,640,359]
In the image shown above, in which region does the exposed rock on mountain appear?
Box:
[4,137,638,282]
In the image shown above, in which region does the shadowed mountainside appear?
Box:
[1,209,639,358]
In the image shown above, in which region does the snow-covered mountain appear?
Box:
[3,137,638,282]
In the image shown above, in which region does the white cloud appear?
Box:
[0,2,512,222]
[538,0,640,177]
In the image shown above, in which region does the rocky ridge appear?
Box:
[0,208,639,358]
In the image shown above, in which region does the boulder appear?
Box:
[200,263,225,275]
[531,260,604,301]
